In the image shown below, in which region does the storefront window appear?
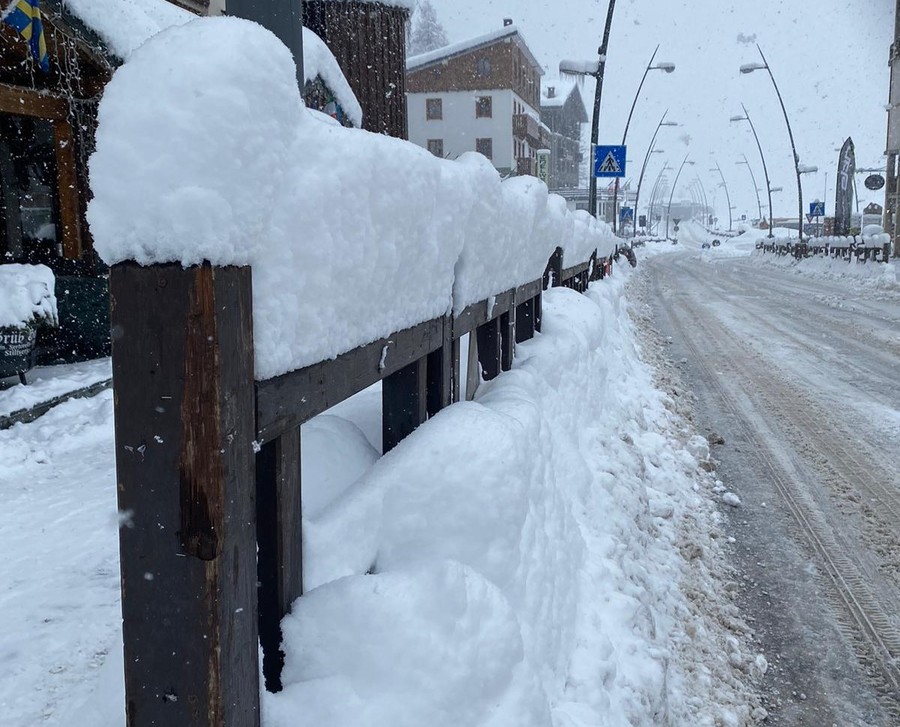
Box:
[0,113,60,264]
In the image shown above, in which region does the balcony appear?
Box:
[513,114,544,148]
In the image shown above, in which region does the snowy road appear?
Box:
[641,230,900,725]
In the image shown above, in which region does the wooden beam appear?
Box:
[256,316,444,443]
[0,83,67,120]
[476,317,501,381]
[383,356,427,453]
[53,119,82,259]
[452,287,515,340]
[110,263,259,727]
[256,427,302,693]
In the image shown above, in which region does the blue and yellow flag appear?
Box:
[3,0,49,72]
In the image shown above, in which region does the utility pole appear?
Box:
[886,0,900,254]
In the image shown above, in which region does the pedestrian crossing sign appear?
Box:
[594,145,626,178]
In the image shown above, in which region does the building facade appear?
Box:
[539,80,587,190]
[406,23,545,176]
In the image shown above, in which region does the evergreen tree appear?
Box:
[408,1,449,56]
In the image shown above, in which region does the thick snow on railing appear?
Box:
[87,17,615,380]
[807,233,892,249]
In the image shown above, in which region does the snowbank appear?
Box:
[63,0,192,60]
[88,17,615,379]
[0,264,57,329]
[267,278,761,726]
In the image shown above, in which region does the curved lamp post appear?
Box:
[730,104,774,236]
[709,161,733,231]
[741,45,805,239]
[647,164,671,235]
[692,178,711,226]
[611,45,676,232]
[736,156,763,225]
[665,155,691,239]
[559,0,618,219]
[634,110,678,234]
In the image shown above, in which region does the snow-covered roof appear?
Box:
[407,25,543,76]
[541,78,577,109]
[62,0,192,61]
[302,27,363,128]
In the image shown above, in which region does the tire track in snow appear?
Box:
[651,259,900,720]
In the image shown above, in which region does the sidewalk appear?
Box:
[0,359,112,429]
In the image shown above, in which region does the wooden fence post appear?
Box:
[110,262,259,727]
[545,247,563,288]
[426,315,454,416]
[476,317,501,381]
[383,357,427,452]
[255,427,302,693]
[515,297,536,343]
[500,309,515,371]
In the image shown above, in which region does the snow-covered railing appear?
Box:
[92,17,616,727]
[756,234,891,263]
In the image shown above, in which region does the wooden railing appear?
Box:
[108,242,610,726]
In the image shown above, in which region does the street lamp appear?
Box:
[611,45,676,232]
[736,156,763,226]
[634,110,678,234]
[709,162,732,230]
[666,155,691,239]
[740,45,805,239]
[692,178,710,226]
[648,164,671,235]
[559,0,618,220]
[730,104,774,236]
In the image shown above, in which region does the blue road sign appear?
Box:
[809,201,825,217]
[620,206,634,221]
[594,145,627,178]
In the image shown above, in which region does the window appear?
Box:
[476,137,493,160]
[475,96,492,119]
[426,98,442,120]
[426,139,444,158]
[476,57,491,77]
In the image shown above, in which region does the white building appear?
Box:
[406,23,546,177]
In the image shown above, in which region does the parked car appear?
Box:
[701,242,711,249]
[712,239,721,247]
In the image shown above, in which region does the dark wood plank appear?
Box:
[476,317,501,381]
[53,120,82,260]
[383,356,427,452]
[255,427,302,693]
[426,316,453,417]
[545,247,563,288]
[451,287,515,340]
[256,317,444,443]
[110,263,259,727]
[500,309,514,371]
[0,82,67,119]
[561,260,590,286]
[515,297,535,344]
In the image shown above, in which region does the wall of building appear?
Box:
[408,89,515,172]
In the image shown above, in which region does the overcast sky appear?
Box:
[426,0,894,219]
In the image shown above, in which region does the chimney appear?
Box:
[547,86,556,98]
[503,18,513,27]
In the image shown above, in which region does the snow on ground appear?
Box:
[87,17,615,379]
[752,249,898,290]
[0,359,111,417]
[0,269,764,727]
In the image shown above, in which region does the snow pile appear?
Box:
[302,27,363,128]
[0,264,57,329]
[265,278,762,726]
[63,0,192,60]
[88,17,615,379]
[755,251,898,288]
[0,270,762,726]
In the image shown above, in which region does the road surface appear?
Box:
[637,224,900,725]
